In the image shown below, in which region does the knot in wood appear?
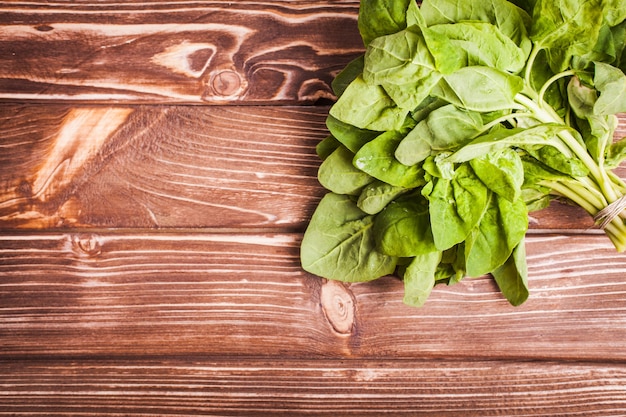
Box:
[320,280,356,335]
[209,70,244,98]
[71,234,102,257]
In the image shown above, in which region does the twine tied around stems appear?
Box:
[594,194,626,229]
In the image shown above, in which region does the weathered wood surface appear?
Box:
[2,1,626,415]
[1,232,626,361]
[0,1,362,104]
[2,104,624,231]
[2,359,626,416]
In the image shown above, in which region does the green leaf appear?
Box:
[316,135,341,160]
[531,0,604,72]
[521,186,553,212]
[470,148,525,202]
[446,124,575,163]
[521,154,573,186]
[522,144,590,177]
[433,67,524,112]
[492,240,530,306]
[606,135,626,168]
[423,153,456,180]
[357,180,409,214]
[396,104,484,166]
[332,55,364,98]
[419,24,466,74]
[602,0,626,27]
[425,22,528,74]
[402,251,442,307]
[465,194,528,277]
[318,146,374,195]
[363,29,438,86]
[353,131,426,188]
[426,163,490,251]
[330,75,407,131]
[326,115,380,154]
[382,72,443,111]
[567,75,597,118]
[406,0,426,28]
[420,0,533,52]
[612,21,626,73]
[358,0,414,46]
[373,197,438,257]
[573,24,618,68]
[300,193,397,282]
[593,61,626,115]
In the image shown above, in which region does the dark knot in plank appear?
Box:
[320,280,356,335]
[208,69,245,98]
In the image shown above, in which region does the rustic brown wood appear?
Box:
[0,1,362,104]
[1,104,624,231]
[2,1,626,415]
[2,359,626,416]
[0,104,326,229]
[2,232,625,361]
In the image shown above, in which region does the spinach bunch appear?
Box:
[301,0,626,307]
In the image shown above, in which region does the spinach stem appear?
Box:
[544,180,600,214]
[537,70,577,108]
[542,179,626,251]
[524,44,542,88]
[514,93,621,202]
[473,112,534,137]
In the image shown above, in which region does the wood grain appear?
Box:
[2,3,626,414]
[2,232,625,361]
[0,1,362,103]
[1,104,624,231]
[2,358,626,416]
[0,104,326,229]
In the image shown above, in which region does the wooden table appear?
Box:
[1,2,626,415]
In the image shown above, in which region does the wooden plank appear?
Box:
[2,104,624,231]
[0,1,362,103]
[1,232,626,361]
[0,105,326,229]
[1,358,625,416]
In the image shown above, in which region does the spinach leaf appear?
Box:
[373,196,437,257]
[522,144,590,177]
[330,75,407,131]
[593,62,626,115]
[470,148,525,202]
[602,0,626,27]
[420,0,532,51]
[358,0,414,46]
[446,124,575,162]
[465,193,528,277]
[426,163,490,251]
[606,136,626,168]
[354,131,427,188]
[318,146,374,195]
[530,0,604,72]
[301,193,397,282]
[396,104,484,166]
[326,115,380,153]
[363,29,437,86]
[402,251,443,307]
[331,55,364,98]
[492,240,530,306]
[382,72,443,111]
[357,180,409,214]
[316,135,341,160]
[433,67,524,112]
[425,22,528,74]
